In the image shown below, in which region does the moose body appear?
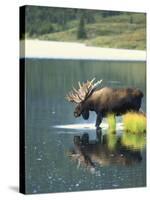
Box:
[66,79,143,129]
[75,87,143,128]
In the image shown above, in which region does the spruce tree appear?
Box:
[77,15,87,39]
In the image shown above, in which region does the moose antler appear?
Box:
[66,78,102,104]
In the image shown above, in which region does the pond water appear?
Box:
[24,59,146,194]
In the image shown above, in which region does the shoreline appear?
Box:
[20,39,146,61]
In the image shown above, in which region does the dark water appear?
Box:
[25,59,146,194]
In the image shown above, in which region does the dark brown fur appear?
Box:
[74,87,143,128]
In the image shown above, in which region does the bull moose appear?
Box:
[66,78,143,129]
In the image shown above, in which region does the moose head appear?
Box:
[66,78,102,120]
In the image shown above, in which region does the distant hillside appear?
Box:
[23,6,146,50]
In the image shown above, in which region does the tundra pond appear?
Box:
[25,59,146,194]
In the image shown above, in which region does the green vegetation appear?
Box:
[23,6,146,50]
[121,132,146,150]
[107,113,116,132]
[105,129,146,151]
[77,15,87,39]
[106,112,146,134]
[123,112,146,133]
[122,112,146,150]
[107,133,117,150]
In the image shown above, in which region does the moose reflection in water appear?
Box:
[66,78,143,129]
[68,131,145,172]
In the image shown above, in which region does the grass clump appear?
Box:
[121,132,146,150]
[107,132,117,150]
[123,112,146,134]
[107,113,116,132]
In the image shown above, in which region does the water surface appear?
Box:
[25,59,146,194]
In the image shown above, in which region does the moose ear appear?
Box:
[82,109,89,120]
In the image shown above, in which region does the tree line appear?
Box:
[23,6,122,39]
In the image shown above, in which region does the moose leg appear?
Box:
[96,128,102,143]
[95,113,102,129]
